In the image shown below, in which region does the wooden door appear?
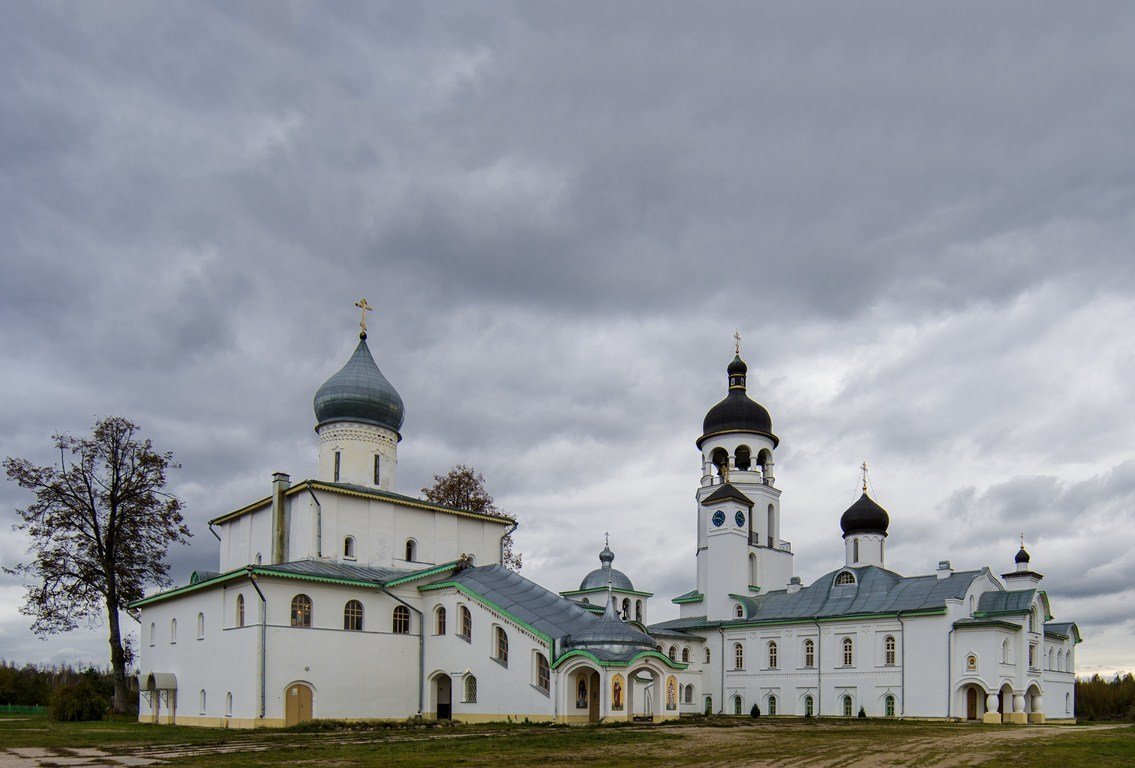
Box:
[588,672,601,722]
[966,688,978,720]
[437,676,452,720]
[286,683,313,726]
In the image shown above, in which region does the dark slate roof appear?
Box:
[313,336,405,433]
[1045,622,1081,641]
[649,616,717,632]
[440,564,598,641]
[702,483,754,507]
[839,493,890,536]
[975,588,1036,616]
[649,627,697,640]
[257,560,418,584]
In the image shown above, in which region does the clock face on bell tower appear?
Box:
[735,510,746,527]
[712,510,726,527]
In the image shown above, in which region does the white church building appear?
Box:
[131,313,1080,727]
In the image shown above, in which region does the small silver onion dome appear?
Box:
[313,336,405,435]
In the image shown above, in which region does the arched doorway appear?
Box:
[966,687,979,720]
[285,683,313,726]
[435,674,452,720]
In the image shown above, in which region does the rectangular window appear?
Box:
[333,452,341,482]
[373,455,381,485]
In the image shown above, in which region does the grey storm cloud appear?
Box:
[2,2,1135,672]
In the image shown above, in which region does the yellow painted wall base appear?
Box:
[1004,712,1028,724]
[982,712,1002,724]
[1028,713,1045,724]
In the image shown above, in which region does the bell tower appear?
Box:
[690,337,794,620]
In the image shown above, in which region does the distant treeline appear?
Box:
[0,661,113,707]
[1075,673,1135,721]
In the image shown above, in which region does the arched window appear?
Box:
[853,539,860,563]
[494,626,509,666]
[463,675,477,703]
[404,539,416,562]
[804,695,814,717]
[435,606,447,635]
[843,695,853,717]
[1030,607,1038,633]
[884,635,896,665]
[236,594,245,628]
[682,647,691,663]
[1047,648,1054,669]
[768,641,778,669]
[621,598,630,620]
[170,618,177,643]
[767,694,777,716]
[668,646,677,661]
[225,692,233,717]
[733,695,743,715]
[804,639,815,668]
[734,642,744,670]
[735,604,744,619]
[393,605,410,634]
[767,503,775,541]
[842,637,854,666]
[255,552,262,565]
[343,536,356,559]
[749,553,757,586]
[711,447,729,476]
[705,695,713,715]
[705,647,711,664]
[966,654,977,671]
[686,684,695,704]
[1065,692,1071,713]
[735,445,751,470]
[536,653,550,692]
[373,454,381,485]
[1001,639,1010,664]
[149,622,155,647]
[197,612,205,639]
[835,571,855,586]
[635,600,643,622]
[333,450,341,481]
[290,594,312,627]
[969,595,975,615]
[884,694,895,717]
[199,689,206,714]
[459,606,472,640]
[344,600,364,631]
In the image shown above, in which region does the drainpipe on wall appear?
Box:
[946,626,954,719]
[208,523,221,542]
[718,628,726,715]
[382,587,424,715]
[247,569,267,720]
[306,483,322,558]
[897,614,906,717]
[814,620,822,716]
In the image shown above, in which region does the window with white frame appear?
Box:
[343,536,356,559]
[884,635,896,665]
[494,626,509,666]
[393,605,410,634]
[463,675,477,703]
[197,612,205,640]
[343,600,364,631]
[842,637,854,666]
[767,640,778,669]
[435,606,447,635]
[236,594,245,628]
[459,605,472,640]
[804,638,815,668]
[843,694,853,717]
[733,642,744,670]
[536,653,550,693]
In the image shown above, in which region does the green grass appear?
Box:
[1,715,1132,767]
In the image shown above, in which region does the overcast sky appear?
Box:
[2,2,1133,677]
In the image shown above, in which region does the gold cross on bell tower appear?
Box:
[734,330,742,356]
[354,298,374,338]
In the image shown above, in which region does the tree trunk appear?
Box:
[106,595,130,714]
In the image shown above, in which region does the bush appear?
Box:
[750,704,761,719]
[857,706,867,719]
[49,678,108,722]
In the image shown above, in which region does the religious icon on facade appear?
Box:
[612,674,624,710]
[666,676,677,710]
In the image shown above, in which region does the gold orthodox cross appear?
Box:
[860,460,869,493]
[354,298,374,335]
[734,330,742,355]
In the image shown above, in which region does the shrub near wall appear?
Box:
[49,678,109,722]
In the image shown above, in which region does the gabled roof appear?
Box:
[701,483,754,507]
[974,588,1036,617]
[671,589,704,604]
[420,564,596,644]
[209,479,516,527]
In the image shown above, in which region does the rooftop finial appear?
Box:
[860,460,869,494]
[354,298,374,339]
[604,531,610,547]
[734,330,742,356]
[1020,532,1025,548]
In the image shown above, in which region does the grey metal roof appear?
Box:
[649,616,716,632]
[313,336,405,433]
[441,564,598,641]
[670,589,703,603]
[563,596,656,661]
[257,560,418,584]
[975,588,1036,616]
[1045,622,1081,641]
[649,627,697,640]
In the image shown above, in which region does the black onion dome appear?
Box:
[313,337,405,435]
[1015,546,1030,564]
[698,355,778,448]
[840,493,890,537]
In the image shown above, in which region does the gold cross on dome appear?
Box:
[734,330,742,355]
[604,531,610,547]
[860,460,869,493]
[354,298,374,334]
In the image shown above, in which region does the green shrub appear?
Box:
[750,704,761,719]
[49,678,108,722]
